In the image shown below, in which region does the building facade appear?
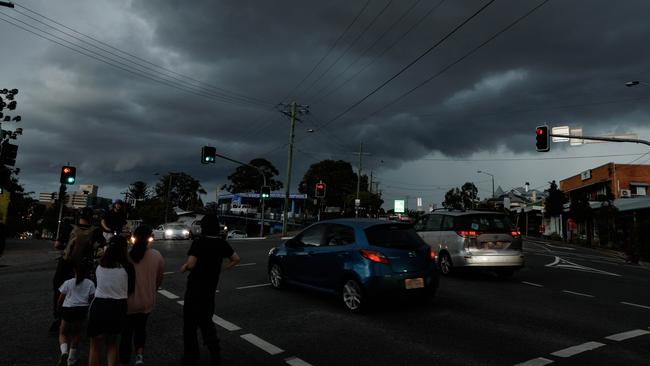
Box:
[560,163,650,200]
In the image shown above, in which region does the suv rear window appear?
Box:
[459,214,513,233]
[364,224,425,249]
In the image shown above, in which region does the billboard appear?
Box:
[394,199,405,213]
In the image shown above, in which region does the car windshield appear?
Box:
[364,224,424,250]
[459,214,513,233]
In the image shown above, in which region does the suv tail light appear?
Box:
[456,230,479,238]
[360,249,389,264]
[511,230,521,238]
[430,249,437,262]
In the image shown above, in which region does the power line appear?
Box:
[13,3,271,106]
[301,0,395,99]
[352,0,551,126]
[306,0,497,133]
[0,12,272,109]
[283,0,371,101]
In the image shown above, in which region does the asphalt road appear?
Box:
[1,238,649,366]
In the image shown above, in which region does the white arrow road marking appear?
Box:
[545,256,621,276]
[605,329,650,341]
[550,341,605,358]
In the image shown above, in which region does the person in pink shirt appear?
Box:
[119,225,164,365]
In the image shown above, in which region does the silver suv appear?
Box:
[413,210,524,277]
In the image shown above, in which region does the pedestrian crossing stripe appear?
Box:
[545,256,621,277]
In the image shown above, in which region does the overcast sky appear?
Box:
[2,0,650,209]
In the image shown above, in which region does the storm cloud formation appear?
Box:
[3,0,650,204]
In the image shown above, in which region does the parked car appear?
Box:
[190,220,228,237]
[413,210,524,277]
[226,230,248,239]
[153,223,191,240]
[267,219,439,312]
[230,204,256,215]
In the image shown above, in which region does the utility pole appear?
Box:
[280,101,309,236]
[353,143,370,218]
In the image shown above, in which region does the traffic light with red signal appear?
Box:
[536,125,550,152]
[60,166,76,185]
[315,182,326,198]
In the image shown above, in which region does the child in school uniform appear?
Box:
[57,263,95,366]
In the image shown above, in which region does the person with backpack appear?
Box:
[57,263,95,366]
[119,225,165,366]
[180,214,240,366]
[51,208,104,332]
[88,235,135,366]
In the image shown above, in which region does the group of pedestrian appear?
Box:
[53,207,239,366]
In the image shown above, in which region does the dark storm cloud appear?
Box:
[5,0,650,198]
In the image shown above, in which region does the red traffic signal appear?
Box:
[536,125,550,152]
[60,165,76,185]
[315,182,326,198]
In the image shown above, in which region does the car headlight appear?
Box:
[165,230,173,236]
[182,230,190,235]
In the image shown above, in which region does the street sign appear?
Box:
[394,199,405,213]
[570,128,584,146]
[551,126,570,142]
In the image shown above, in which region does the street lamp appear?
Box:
[477,170,495,199]
[625,80,650,87]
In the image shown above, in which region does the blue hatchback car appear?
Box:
[267,219,439,312]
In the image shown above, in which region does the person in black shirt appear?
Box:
[180,214,240,366]
[101,200,127,236]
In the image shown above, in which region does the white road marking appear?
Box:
[514,357,554,366]
[562,290,594,298]
[605,329,650,341]
[620,301,650,310]
[522,281,544,288]
[545,244,576,250]
[240,333,284,355]
[158,289,179,299]
[212,315,242,331]
[235,263,257,267]
[280,236,294,240]
[545,256,621,277]
[236,283,271,290]
[285,356,314,366]
[550,341,605,358]
[177,300,184,306]
[163,271,174,275]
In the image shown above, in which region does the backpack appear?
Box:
[63,225,97,265]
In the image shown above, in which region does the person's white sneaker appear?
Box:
[135,354,144,365]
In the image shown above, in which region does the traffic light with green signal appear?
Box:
[201,146,216,164]
[60,166,76,185]
[260,185,271,200]
[536,125,550,152]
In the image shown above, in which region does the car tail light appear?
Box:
[429,249,437,261]
[511,230,521,238]
[456,230,479,238]
[360,249,389,264]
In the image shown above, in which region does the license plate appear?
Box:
[405,278,424,290]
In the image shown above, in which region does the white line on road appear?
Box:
[158,289,179,299]
[241,333,284,355]
[550,341,605,358]
[546,243,576,250]
[562,290,594,298]
[545,256,621,277]
[177,300,184,306]
[235,263,257,267]
[605,329,650,341]
[514,357,554,366]
[522,281,544,287]
[236,283,271,290]
[163,271,174,275]
[212,315,242,331]
[285,356,314,366]
[280,236,294,240]
[620,301,650,310]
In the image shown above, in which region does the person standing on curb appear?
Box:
[119,225,164,366]
[180,214,240,366]
[88,235,135,366]
[101,200,127,242]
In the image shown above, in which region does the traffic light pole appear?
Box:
[55,184,66,241]
[282,102,297,236]
[212,152,267,237]
[550,133,650,147]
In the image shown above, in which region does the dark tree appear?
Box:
[154,172,206,212]
[544,180,567,216]
[443,182,479,210]
[299,160,359,210]
[222,158,283,193]
[127,181,151,201]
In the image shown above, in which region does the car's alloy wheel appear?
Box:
[439,252,453,276]
[342,279,364,312]
[269,264,284,289]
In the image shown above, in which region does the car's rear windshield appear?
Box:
[459,214,513,233]
[364,224,424,249]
